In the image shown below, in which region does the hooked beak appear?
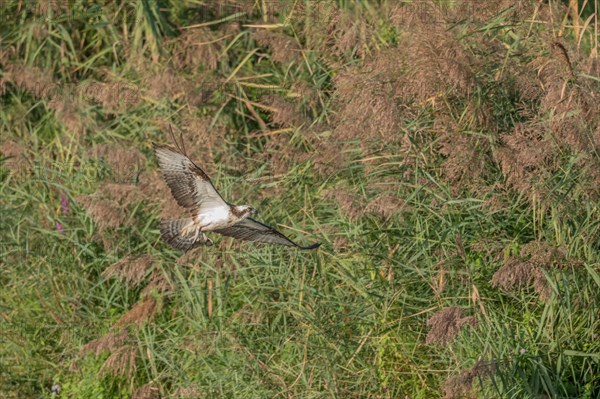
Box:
[250,208,258,215]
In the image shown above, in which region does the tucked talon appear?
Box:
[181,225,192,236]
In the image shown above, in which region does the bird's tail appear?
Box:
[159,218,210,251]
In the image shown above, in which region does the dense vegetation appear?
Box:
[1,1,598,398]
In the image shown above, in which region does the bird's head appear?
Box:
[233,205,256,219]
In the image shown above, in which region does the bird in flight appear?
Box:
[153,139,320,252]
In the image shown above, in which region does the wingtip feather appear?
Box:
[152,142,172,153]
[299,242,321,250]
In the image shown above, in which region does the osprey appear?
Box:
[153,142,320,251]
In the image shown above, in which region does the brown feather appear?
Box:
[214,218,320,250]
[153,143,227,212]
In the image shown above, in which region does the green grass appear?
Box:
[1,1,599,398]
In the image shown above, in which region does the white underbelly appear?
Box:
[195,206,232,230]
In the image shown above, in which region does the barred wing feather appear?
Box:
[153,143,227,213]
[214,218,320,250]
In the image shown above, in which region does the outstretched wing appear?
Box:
[214,218,320,250]
[153,143,228,212]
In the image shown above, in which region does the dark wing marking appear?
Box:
[214,217,320,250]
[153,143,228,212]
